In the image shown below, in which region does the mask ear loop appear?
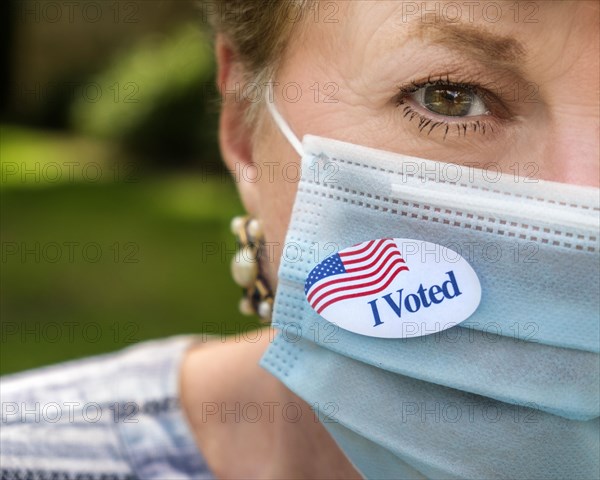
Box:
[265,82,304,158]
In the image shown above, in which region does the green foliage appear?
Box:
[1,175,255,375]
[70,24,220,167]
[1,126,254,375]
[1,124,116,188]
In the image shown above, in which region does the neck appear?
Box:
[179,328,362,479]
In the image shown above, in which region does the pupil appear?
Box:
[424,86,474,116]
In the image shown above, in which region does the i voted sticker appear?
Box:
[304,238,481,338]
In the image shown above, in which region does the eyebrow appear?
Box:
[410,21,526,66]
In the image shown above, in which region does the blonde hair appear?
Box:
[205,0,312,121]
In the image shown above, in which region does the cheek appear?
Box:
[254,136,301,289]
[544,106,600,187]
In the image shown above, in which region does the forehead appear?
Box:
[290,1,595,66]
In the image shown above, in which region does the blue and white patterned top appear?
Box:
[0,335,215,480]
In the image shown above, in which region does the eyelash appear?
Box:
[395,74,507,140]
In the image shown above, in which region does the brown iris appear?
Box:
[423,85,475,117]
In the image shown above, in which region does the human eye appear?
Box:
[410,83,488,117]
[395,75,512,139]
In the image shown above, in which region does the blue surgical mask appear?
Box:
[260,95,600,479]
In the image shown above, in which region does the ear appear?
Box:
[215,34,259,215]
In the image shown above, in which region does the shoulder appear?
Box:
[1,335,216,480]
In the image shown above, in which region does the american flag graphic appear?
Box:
[304,238,409,314]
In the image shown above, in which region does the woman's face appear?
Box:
[219,0,599,289]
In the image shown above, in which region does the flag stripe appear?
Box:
[306,238,410,315]
[346,242,400,272]
[316,265,410,313]
[312,258,409,312]
[307,250,404,305]
[338,239,377,258]
[306,247,402,304]
[340,239,386,264]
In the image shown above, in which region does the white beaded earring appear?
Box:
[230,215,274,323]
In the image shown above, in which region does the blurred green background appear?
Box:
[1,0,258,375]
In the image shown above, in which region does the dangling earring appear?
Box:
[230,215,274,323]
